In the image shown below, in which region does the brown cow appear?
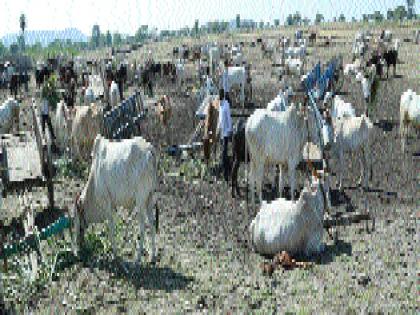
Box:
[203,98,220,163]
[156,95,172,127]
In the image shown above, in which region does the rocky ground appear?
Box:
[1,26,419,314]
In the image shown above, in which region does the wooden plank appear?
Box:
[5,143,43,183]
[324,212,371,229]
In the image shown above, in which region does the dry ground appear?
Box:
[1,24,419,314]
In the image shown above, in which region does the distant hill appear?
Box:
[1,28,88,47]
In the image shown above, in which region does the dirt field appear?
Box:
[1,24,419,314]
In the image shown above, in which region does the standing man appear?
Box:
[39,85,56,140]
[217,88,233,182]
[221,60,229,99]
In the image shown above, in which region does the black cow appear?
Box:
[383,49,398,78]
[231,118,249,197]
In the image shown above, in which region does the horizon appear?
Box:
[1,0,418,39]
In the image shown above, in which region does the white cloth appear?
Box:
[217,99,232,139]
[361,77,371,99]
[41,98,49,115]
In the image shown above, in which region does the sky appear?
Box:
[1,0,418,37]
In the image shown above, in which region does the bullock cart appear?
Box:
[0,101,56,287]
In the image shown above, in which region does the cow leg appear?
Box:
[108,214,118,259]
[136,207,146,264]
[145,195,157,263]
[338,148,344,192]
[231,157,240,197]
[288,164,297,202]
[278,164,285,198]
[256,163,264,205]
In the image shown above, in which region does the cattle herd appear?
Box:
[0,24,419,312]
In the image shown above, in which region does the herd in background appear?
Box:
[0,26,419,264]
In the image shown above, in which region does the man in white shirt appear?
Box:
[217,88,233,182]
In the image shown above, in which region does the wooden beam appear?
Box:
[324,212,371,229]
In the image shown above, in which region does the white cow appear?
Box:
[84,87,95,105]
[249,173,327,256]
[109,81,120,107]
[71,104,103,161]
[175,62,185,86]
[400,89,420,152]
[285,57,304,75]
[344,58,362,76]
[383,30,392,42]
[245,104,321,205]
[225,66,246,107]
[331,96,356,119]
[208,46,220,75]
[329,114,374,191]
[70,135,158,264]
[267,87,293,112]
[54,100,71,151]
[0,98,19,134]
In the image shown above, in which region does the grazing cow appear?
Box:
[203,98,220,163]
[71,104,103,161]
[0,98,20,134]
[70,135,158,264]
[245,104,321,205]
[400,89,420,152]
[249,172,327,256]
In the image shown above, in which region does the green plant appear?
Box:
[41,75,60,111]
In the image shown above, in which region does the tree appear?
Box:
[194,19,199,36]
[352,17,357,22]
[387,9,394,20]
[394,5,407,22]
[236,14,241,29]
[10,44,19,54]
[373,11,384,23]
[0,42,6,56]
[259,21,265,29]
[302,17,311,26]
[362,14,369,22]
[274,19,280,27]
[293,11,302,25]
[406,0,415,19]
[338,14,346,22]
[315,13,324,25]
[286,15,294,26]
[106,31,112,47]
[19,13,26,51]
[91,24,101,48]
[113,32,122,46]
